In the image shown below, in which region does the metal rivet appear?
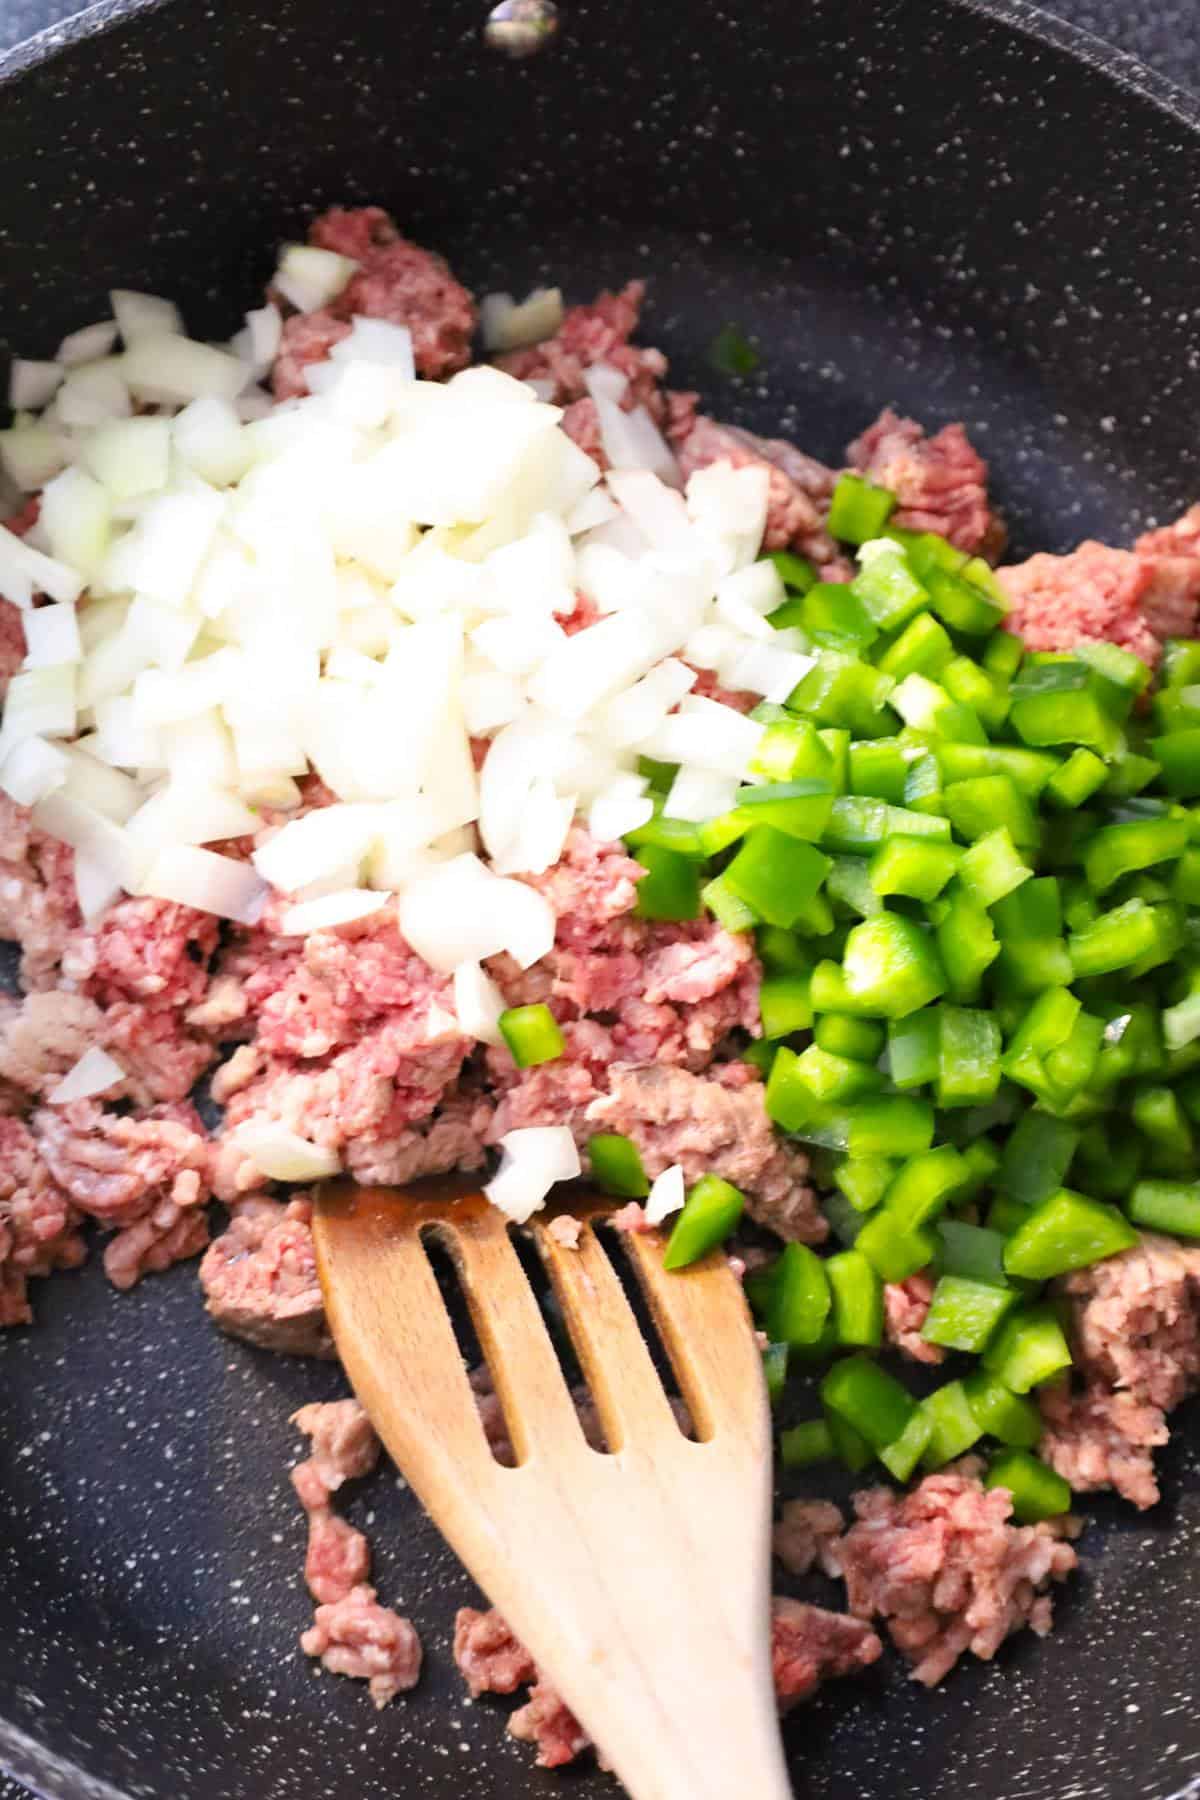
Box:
[483,0,559,59]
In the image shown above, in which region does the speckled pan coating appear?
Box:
[2,1,1200,1796]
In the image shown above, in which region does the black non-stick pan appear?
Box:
[3,0,1200,1794]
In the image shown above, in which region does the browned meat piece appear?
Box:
[453,1606,537,1697]
[300,1584,423,1708]
[883,1272,946,1366]
[771,1596,883,1710]
[200,1195,333,1358]
[998,537,1200,670]
[272,205,476,399]
[848,408,1002,558]
[834,1458,1078,1685]
[292,1398,381,1499]
[0,1113,86,1327]
[772,1498,845,1577]
[1038,1382,1166,1513]
[508,1682,593,1768]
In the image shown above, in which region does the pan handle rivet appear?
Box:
[483,0,559,58]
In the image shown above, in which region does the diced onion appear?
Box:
[172,397,250,488]
[686,463,770,574]
[1,666,77,745]
[491,777,575,876]
[57,322,118,366]
[252,802,380,894]
[278,888,390,935]
[0,424,70,493]
[485,1126,580,1223]
[38,468,111,584]
[397,853,554,973]
[0,522,84,607]
[0,736,69,807]
[22,603,82,669]
[587,773,653,843]
[140,844,269,923]
[9,359,64,411]
[644,1163,685,1226]
[233,1123,341,1182]
[330,318,416,378]
[47,1046,127,1105]
[55,362,133,429]
[125,781,261,851]
[724,640,815,704]
[32,792,144,894]
[480,287,564,352]
[74,849,123,924]
[273,245,359,314]
[103,490,223,608]
[638,695,765,780]
[80,416,172,501]
[583,366,680,486]
[452,960,507,1046]
[606,469,696,555]
[663,767,738,823]
[461,668,524,736]
[111,289,184,345]
[122,337,248,406]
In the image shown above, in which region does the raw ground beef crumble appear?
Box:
[7,200,1200,1759]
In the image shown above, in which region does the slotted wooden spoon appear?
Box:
[312,1176,792,1800]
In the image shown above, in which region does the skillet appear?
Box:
[3,0,1200,1793]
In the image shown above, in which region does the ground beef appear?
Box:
[833,1458,1078,1685]
[667,412,847,574]
[1136,502,1200,559]
[0,991,106,1100]
[496,281,668,421]
[0,797,81,990]
[0,599,27,700]
[33,1098,209,1227]
[301,1585,423,1708]
[0,989,214,1111]
[0,1113,86,1327]
[771,1597,883,1710]
[1037,1232,1200,1508]
[272,205,476,400]
[508,1683,593,1769]
[454,1607,538,1697]
[998,537,1200,669]
[847,409,1002,559]
[586,1065,824,1245]
[200,1194,333,1358]
[61,897,219,1008]
[772,1498,845,1577]
[342,1087,494,1187]
[883,1273,945,1366]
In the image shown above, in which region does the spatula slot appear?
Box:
[591,1224,695,1442]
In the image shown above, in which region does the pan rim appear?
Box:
[0,0,1198,1796]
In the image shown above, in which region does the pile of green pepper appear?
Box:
[500,473,1200,1524]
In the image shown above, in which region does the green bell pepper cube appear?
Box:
[921,1276,1020,1352]
[1045,746,1108,810]
[1067,897,1162,978]
[1127,901,1185,980]
[884,804,954,842]
[923,565,1007,636]
[779,1418,836,1468]
[758,973,814,1039]
[903,751,945,816]
[986,1192,1034,1238]
[851,544,929,631]
[738,779,836,842]
[877,611,954,681]
[822,794,891,854]
[945,774,1039,849]
[826,1249,884,1348]
[1003,1188,1137,1280]
[1105,748,1160,798]
[701,873,760,934]
[992,876,1063,941]
[788,652,896,737]
[822,1353,915,1450]
[818,728,851,793]
[1172,845,1200,904]
[750,717,833,784]
[995,937,1074,995]
[822,1188,865,1246]
[935,1221,1011,1288]
[849,739,911,803]
[587,1133,650,1198]
[891,528,967,579]
[696,811,752,858]
[983,628,1024,682]
[856,1209,937,1282]
[919,1379,986,1468]
[756,924,811,974]
[937,1005,1002,1108]
[793,1043,883,1104]
[625,812,709,858]
[847,1095,935,1159]
[841,914,946,1018]
[635,756,677,796]
[869,834,960,901]
[1004,987,1080,1072]
[1074,637,1150,708]
[498,1004,565,1068]
[958,828,1033,908]
[1039,1011,1105,1111]
[761,1243,832,1345]
[815,1013,885,1062]
[931,885,1000,1001]
[1009,659,1122,755]
[890,672,986,743]
[883,1143,969,1231]
[1132,1083,1195,1168]
[958,1136,1004,1199]
[633,844,703,921]
[962,1370,1043,1448]
[809,959,880,1017]
[1082,816,1189,893]
[1164,638,1200,687]
[723,828,832,928]
[1152,728,1200,798]
[879,1408,935,1482]
[942,654,1010,734]
[826,855,885,919]
[802,581,879,650]
[985,1448,1072,1522]
[742,1039,779,1078]
[767,550,818,594]
[936,741,1060,798]
[998,1111,1079,1206]
[1163,983,1200,1052]
[1128,1178,1200,1238]
[835,1154,896,1214]
[1073,1120,1144,1200]
[761,1341,789,1406]
[764,1046,816,1131]
[983,1303,1073,1392]
[662,1174,746,1270]
[887,1008,941,1090]
[829,472,897,543]
[824,1409,875,1473]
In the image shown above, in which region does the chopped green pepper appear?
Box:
[498,1004,565,1068]
[822,1353,915,1450]
[587,1133,650,1198]
[985,1448,1072,1522]
[662,1175,746,1270]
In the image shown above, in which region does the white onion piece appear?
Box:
[452,960,507,1046]
[606,469,696,555]
[682,623,744,680]
[480,287,564,352]
[59,745,142,822]
[565,485,620,536]
[57,322,118,366]
[233,1123,341,1182]
[477,713,574,862]
[73,849,123,923]
[485,1127,580,1224]
[324,646,383,687]
[89,695,162,770]
[55,362,133,429]
[0,736,69,807]
[231,303,283,378]
[0,522,84,607]
[22,603,81,669]
[0,424,69,493]
[140,844,268,923]
[132,649,242,728]
[397,853,554,973]
[252,802,380,894]
[104,490,224,609]
[587,773,653,843]
[644,1164,686,1226]
[725,641,815,704]
[583,367,680,486]
[124,596,201,672]
[2,666,76,745]
[47,1045,127,1105]
[125,781,260,850]
[715,559,786,621]
[470,613,564,677]
[639,695,765,780]
[39,467,111,584]
[32,792,143,893]
[111,289,184,345]
[9,359,64,411]
[273,244,359,314]
[172,397,251,488]
[122,337,247,406]
[278,888,389,936]
[686,463,770,574]
[81,416,172,501]
[491,778,575,877]
[527,607,662,721]
[160,709,237,787]
[596,656,696,749]
[461,668,524,736]
[330,317,416,377]
[663,767,738,823]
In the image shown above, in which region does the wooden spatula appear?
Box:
[312,1176,792,1800]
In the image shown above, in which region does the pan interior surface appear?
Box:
[2,0,1200,1796]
